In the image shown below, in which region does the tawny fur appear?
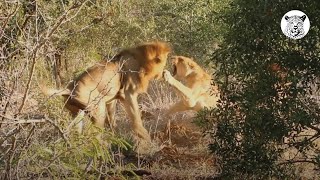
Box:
[41,42,171,145]
[163,56,219,115]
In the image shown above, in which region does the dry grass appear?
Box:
[0,76,219,179]
[109,81,220,179]
[2,74,319,179]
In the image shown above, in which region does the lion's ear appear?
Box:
[300,15,306,21]
[188,62,195,69]
[285,16,290,21]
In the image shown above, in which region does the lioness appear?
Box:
[163,56,219,115]
[42,42,170,144]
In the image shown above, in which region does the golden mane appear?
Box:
[115,41,171,92]
[114,41,171,62]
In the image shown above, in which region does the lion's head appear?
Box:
[285,15,306,39]
[170,56,201,81]
[137,41,171,80]
[116,41,171,92]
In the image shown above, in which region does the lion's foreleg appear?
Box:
[121,93,151,142]
[169,80,198,107]
[166,101,191,116]
[163,70,197,107]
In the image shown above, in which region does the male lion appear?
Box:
[163,56,219,115]
[42,42,170,145]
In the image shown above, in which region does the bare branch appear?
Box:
[17,0,89,113]
[45,118,71,147]
[0,119,47,124]
[0,3,19,38]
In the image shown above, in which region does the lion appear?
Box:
[284,15,306,39]
[163,56,219,115]
[41,42,171,146]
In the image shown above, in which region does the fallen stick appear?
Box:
[0,119,47,124]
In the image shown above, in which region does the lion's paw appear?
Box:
[134,140,159,155]
[163,70,173,84]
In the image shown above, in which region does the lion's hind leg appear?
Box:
[105,100,117,131]
[64,97,87,134]
[65,99,107,134]
[88,102,107,130]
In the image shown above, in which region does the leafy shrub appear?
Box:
[200,0,320,178]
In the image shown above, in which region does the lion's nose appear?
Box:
[293,26,298,29]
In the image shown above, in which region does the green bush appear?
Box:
[201,0,320,178]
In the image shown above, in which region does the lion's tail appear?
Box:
[39,84,70,97]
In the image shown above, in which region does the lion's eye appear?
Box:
[154,57,161,63]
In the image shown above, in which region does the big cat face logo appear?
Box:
[281,10,310,40]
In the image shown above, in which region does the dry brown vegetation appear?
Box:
[0,76,219,179]
[1,0,320,179]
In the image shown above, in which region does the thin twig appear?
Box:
[17,1,89,113]
[0,113,70,146]
[16,125,36,177]
[0,78,17,127]
[0,3,19,38]
[45,118,71,147]
[5,134,18,179]
[0,119,47,124]
[0,113,46,124]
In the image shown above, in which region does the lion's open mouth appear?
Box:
[172,64,177,76]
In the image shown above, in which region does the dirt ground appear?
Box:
[113,104,219,180]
